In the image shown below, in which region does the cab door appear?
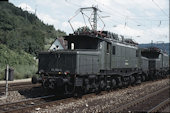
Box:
[105,42,111,70]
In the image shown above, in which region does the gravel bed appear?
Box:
[0,87,46,104]
[32,78,169,113]
[0,91,26,104]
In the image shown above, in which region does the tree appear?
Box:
[75,26,91,33]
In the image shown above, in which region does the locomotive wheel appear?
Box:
[141,75,146,82]
[106,80,111,92]
[116,77,123,88]
[41,82,55,94]
[99,80,105,90]
[130,75,135,85]
[135,75,141,84]
[95,83,100,94]
[73,86,83,98]
[64,83,74,95]
[122,76,129,88]
[84,84,90,94]
[111,79,116,89]
[144,74,149,81]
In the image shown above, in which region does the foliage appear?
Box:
[139,43,170,55]
[0,2,67,80]
[0,44,37,79]
[0,44,35,66]
[75,26,91,33]
[0,2,66,56]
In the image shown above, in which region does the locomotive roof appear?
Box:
[141,47,161,54]
[65,33,138,48]
[141,46,163,58]
[65,34,112,43]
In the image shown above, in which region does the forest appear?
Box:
[0,2,66,79]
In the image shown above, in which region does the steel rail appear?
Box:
[0,95,55,113]
[148,98,170,112]
[107,86,169,112]
[0,83,40,92]
[7,97,76,113]
[0,82,31,86]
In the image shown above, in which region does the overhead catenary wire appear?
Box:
[102,10,151,31]
[66,0,166,31]
[65,0,82,8]
[98,12,149,33]
[94,0,168,30]
[66,0,168,39]
[93,0,152,30]
[151,0,169,18]
[106,0,169,28]
[66,0,168,29]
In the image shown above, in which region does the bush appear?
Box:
[0,44,37,80]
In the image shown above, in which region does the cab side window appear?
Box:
[112,46,115,55]
[136,50,138,57]
[107,43,111,53]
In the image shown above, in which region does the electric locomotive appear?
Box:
[32,31,147,95]
[141,47,169,79]
[32,7,169,96]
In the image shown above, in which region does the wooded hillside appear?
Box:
[0,1,66,79]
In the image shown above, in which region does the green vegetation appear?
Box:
[75,26,91,33]
[0,2,67,80]
[0,2,66,55]
[0,44,37,79]
[139,43,169,55]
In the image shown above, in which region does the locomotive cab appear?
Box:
[141,47,169,79]
[65,34,113,71]
[35,34,103,93]
[37,34,104,76]
[65,34,100,50]
[32,6,169,96]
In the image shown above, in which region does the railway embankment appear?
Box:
[0,78,169,112]
[32,78,169,113]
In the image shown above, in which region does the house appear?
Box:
[49,37,67,51]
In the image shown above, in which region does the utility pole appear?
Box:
[25,4,28,21]
[5,65,9,98]
[68,6,102,32]
[35,5,37,16]
[80,7,101,31]
[92,7,98,31]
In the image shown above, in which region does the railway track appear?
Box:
[148,98,170,112]
[0,95,56,113]
[0,82,41,92]
[0,78,169,112]
[0,91,104,113]
[106,86,170,112]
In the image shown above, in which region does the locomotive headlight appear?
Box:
[39,70,44,74]
[58,72,62,74]
[64,71,70,75]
